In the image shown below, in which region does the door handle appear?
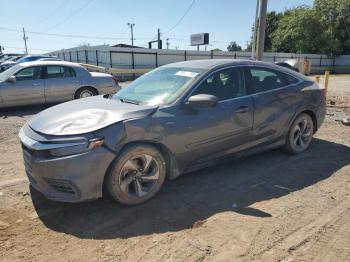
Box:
[234,106,249,113]
[32,83,40,86]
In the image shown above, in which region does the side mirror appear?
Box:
[186,94,218,107]
[6,76,16,83]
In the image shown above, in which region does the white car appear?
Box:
[0,61,120,108]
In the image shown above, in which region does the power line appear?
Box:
[38,0,70,24]
[3,45,56,52]
[0,27,249,50]
[0,27,132,40]
[163,0,196,34]
[46,0,95,31]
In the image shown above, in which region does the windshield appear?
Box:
[113,67,203,105]
[0,64,23,82]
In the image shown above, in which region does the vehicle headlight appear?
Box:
[49,138,104,157]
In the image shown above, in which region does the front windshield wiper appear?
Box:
[119,98,139,105]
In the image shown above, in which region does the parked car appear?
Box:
[0,55,23,65]
[0,53,23,63]
[275,62,299,72]
[0,61,120,108]
[0,55,23,70]
[19,59,326,205]
[0,55,58,71]
[37,57,62,62]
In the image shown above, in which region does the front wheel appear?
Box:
[106,144,166,205]
[283,113,314,154]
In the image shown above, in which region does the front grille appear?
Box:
[44,178,77,195]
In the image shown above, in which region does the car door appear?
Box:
[245,66,302,147]
[158,66,254,170]
[1,66,45,106]
[44,65,80,103]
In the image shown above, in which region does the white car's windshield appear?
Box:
[113,67,203,105]
[0,64,22,82]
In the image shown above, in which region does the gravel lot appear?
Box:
[0,75,349,262]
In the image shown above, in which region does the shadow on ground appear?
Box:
[0,104,54,117]
[30,138,350,239]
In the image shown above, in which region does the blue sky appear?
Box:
[0,0,314,54]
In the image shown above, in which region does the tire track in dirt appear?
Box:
[252,199,350,261]
[288,205,350,262]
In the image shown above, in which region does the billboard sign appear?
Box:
[190,33,209,46]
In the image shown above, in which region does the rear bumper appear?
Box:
[20,129,115,203]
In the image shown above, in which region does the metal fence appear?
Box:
[48,45,350,77]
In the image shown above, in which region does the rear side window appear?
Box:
[284,74,299,84]
[15,66,41,81]
[248,67,294,93]
[47,66,76,79]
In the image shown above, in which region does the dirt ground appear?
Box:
[0,75,349,262]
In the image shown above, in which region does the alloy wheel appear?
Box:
[80,90,94,98]
[118,154,160,198]
[292,118,312,151]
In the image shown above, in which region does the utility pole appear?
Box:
[251,0,260,59]
[255,0,268,61]
[157,28,161,49]
[127,23,135,47]
[166,38,170,49]
[22,27,28,55]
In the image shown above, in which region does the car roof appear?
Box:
[163,59,307,80]
[17,60,84,68]
[163,59,291,69]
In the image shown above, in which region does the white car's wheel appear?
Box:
[75,87,98,99]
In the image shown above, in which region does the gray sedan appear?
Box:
[0,61,120,108]
[19,59,326,205]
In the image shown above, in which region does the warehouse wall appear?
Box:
[49,45,350,75]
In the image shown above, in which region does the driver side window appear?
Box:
[15,67,41,81]
[192,67,245,101]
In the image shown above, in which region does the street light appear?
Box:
[127,23,135,47]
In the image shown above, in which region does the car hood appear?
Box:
[28,95,158,136]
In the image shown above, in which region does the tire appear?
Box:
[283,113,314,154]
[74,87,98,99]
[106,144,166,205]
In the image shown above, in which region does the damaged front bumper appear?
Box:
[19,127,115,202]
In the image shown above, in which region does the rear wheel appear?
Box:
[74,87,98,99]
[283,113,314,154]
[106,144,166,205]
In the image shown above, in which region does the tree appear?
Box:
[245,11,282,52]
[265,11,283,51]
[314,0,350,55]
[227,41,242,52]
[271,7,327,54]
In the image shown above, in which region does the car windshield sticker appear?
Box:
[175,71,198,78]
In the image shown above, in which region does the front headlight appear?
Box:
[49,138,104,157]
